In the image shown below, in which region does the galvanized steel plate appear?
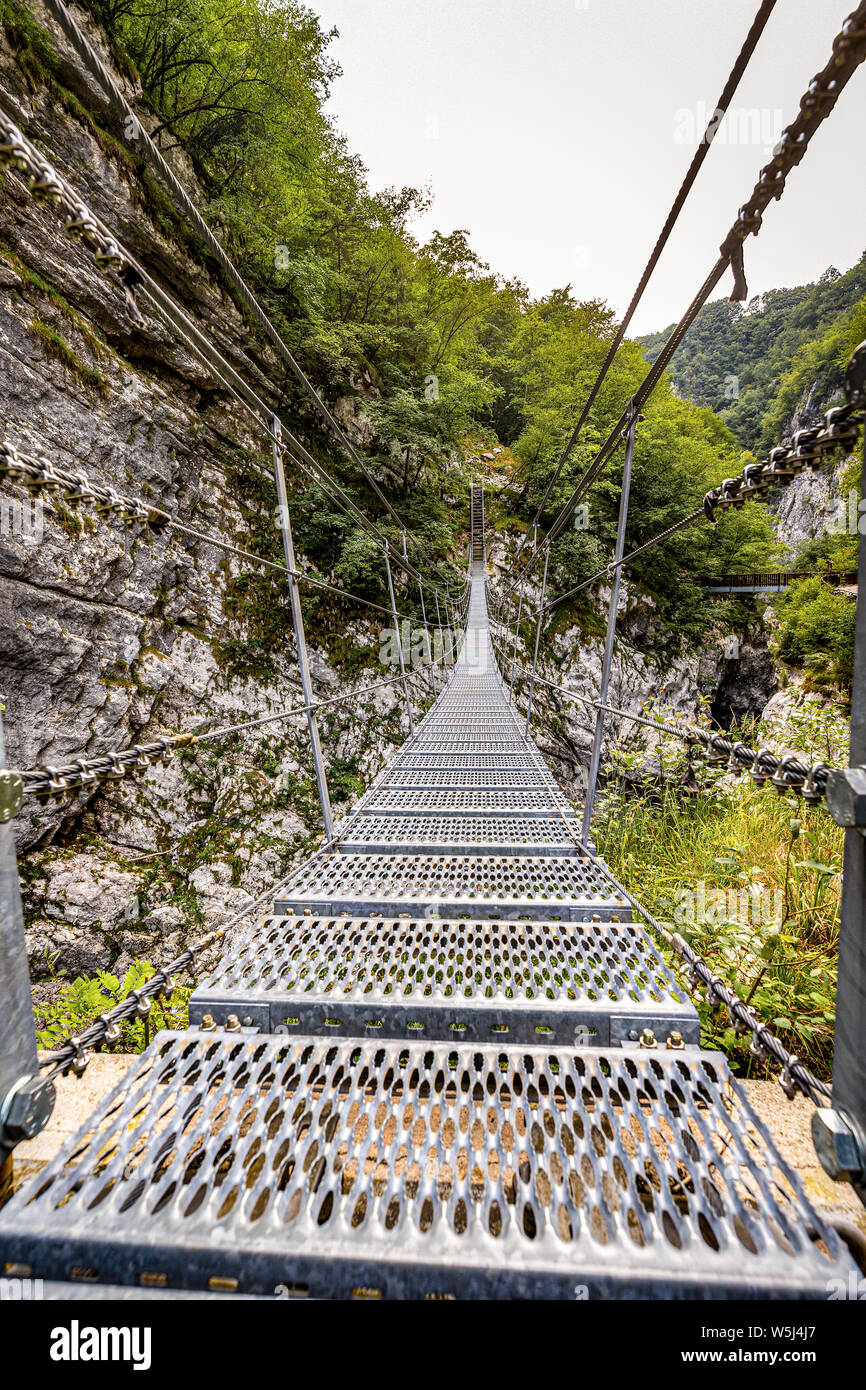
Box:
[275,852,632,921]
[359,789,573,815]
[190,916,698,1045]
[379,770,552,788]
[338,815,578,855]
[0,1033,853,1298]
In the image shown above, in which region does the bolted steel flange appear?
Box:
[826,765,866,830]
[811,1108,866,1185]
[0,1074,56,1147]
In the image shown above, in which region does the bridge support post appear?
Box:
[524,549,550,737]
[417,578,434,693]
[434,591,445,684]
[0,715,55,1163]
[819,344,866,1203]
[270,419,334,844]
[581,407,639,844]
[384,543,415,736]
[481,484,487,565]
[509,573,526,706]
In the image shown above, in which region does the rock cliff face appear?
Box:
[769,382,851,558]
[773,460,843,558]
[485,531,779,807]
[0,8,422,998]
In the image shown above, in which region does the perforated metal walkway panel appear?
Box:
[190,916,699,1045]
[273,851,632,921]
[0,1033,853,1299]
[1,487,855,1298]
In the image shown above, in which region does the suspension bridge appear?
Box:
[0,0,865,1301]
[0,487,858,1299]
[702,571,859,595]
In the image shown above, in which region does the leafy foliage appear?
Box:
[34,957,191,1051]
[639,258,866,452]
[487,295,778,649]
[596,697,848,1079]
[773,578,857,691]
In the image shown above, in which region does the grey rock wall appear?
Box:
[0,14,418,1000]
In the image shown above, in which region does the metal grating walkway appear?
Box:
[0,484,856,1297]
[189,916,698,1045]
[0,1034,851,1299]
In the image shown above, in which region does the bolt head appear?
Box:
[826,767,866,828]
[3,1077,56,1143]
[811,1108,865,1183]
[0,770,23,823]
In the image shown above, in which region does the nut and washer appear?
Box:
[811,1108,866,1184]
[0,1074,56,1145]
[825,766,866,829]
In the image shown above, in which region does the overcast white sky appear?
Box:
[309,0,866,334]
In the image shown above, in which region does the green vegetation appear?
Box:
[639,262,865,690]
[0,0,58,85]
[28,314,110,396]
[597,699,849,1079]
[774,578,857,692]
[34,958,191,1051]
[598,782,840,1081]
[639,257,866,452]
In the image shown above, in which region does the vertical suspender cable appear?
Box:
[271,418,334,842]
[385,543,415,736]
[581,409,639,842]
[524,550,550,737]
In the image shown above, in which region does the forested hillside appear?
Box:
[638,256,866,452]
[639,257,866,691]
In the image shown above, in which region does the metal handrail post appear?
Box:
[271,418,334,842]
[434,591,444,680]
[581,408,639,843]
[524,549,550,737]
[385,542,415,735]
[820,344,866,1202]
[417,577,434,692]
[0,716,55,1161]
[482,482,487,564]
[509,573,527,707]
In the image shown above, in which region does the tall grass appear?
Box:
[595,700,847,1081]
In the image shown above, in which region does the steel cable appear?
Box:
[504,3,866,597]
[514,0,779,559]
